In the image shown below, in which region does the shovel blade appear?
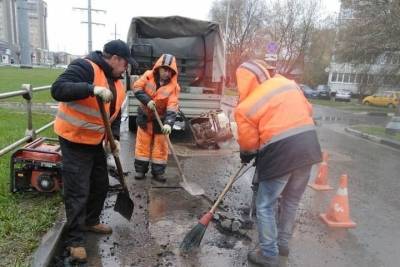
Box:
[180,181,205,196]
[114,191,134,221]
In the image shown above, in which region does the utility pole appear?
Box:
[111,24,120,40]
[73,0,106,53]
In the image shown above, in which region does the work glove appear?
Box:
[103,140,120,157]
[161,124,172,135]
[94,86,113,102]
[240,151,257,164]
[147,100,156,111]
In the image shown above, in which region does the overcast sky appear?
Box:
[45,0,340,55]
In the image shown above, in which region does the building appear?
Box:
[327,0,400,96]
[0,0,18,63]
[26,0,48,50]
[0,0,48,64]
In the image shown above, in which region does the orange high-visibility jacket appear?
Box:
[235,60,321,180]
[132,54,180,124]
[54,60,126,145]
[235,61,315,152]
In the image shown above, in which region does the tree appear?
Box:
[210,0,268,86]
[210,0,323,84]
[337,0,400,63]
[336,0,400,114]
[266,0,322,76]
[303,25,336,87]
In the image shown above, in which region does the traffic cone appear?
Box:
[309,152,333,191]
[320,174,356,228]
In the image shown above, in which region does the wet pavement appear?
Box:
[55,105,400,267]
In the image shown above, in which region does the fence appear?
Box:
[0,84,54,157]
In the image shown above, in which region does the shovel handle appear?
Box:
[96,97,127,190]
[209,163,248,214]
[153,109,189,185]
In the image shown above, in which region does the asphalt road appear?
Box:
[55,105,400,267]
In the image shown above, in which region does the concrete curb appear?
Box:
[366,111,388,117]
[345,127,400,150]
[31,209,66,267]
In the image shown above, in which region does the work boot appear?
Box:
[134,172,146,180]
[152,173,166,183]
[278,245,289,257]
[67,246,87,263]
[248,249,279,267]
[84,223,112,234]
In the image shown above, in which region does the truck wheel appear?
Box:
[128,116,137,132]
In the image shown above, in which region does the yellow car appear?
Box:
[362,91,400,108]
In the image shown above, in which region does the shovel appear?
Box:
[96,97,134,221]
[153,109,205,196]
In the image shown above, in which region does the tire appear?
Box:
[128,116,137,132]
[388,103,395,109]
[364,101,370,105]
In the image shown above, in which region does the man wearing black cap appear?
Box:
[51,39,136,263]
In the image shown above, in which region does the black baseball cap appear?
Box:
[103,39,138,67]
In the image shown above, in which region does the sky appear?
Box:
[45,0,341,56]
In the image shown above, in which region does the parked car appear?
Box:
[362,91,400,108]
[334,89,352,102]
[316,84,332,100]
[299,84,318,98]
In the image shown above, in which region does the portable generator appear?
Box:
[10,137,62,193]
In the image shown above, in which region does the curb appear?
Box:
[345,127,400,150]
[366,111,388,117]
[31,209,66,267]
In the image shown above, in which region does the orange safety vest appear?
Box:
[133,54,180,120]
[54,60,126,145]
[234,61,314,152]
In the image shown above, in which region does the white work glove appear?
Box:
[94,86,113,103]
[103,140,120,157]
[161,124,172,135]
[147,100,156,111]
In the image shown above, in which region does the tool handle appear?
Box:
[96,97,127,190]
[178,108,199,144]
[249,167,258,219]
[153,109,189,184]
[210,163,246,214]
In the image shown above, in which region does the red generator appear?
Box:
[10,137,62,193]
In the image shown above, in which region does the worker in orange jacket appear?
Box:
[131,54,180,182]
[234,60,322,267]
[52,40,136,263]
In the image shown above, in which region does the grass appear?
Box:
[0,66,62,103]
[309,98,393,113]
[0,107,62,266]
[351,125,400,142]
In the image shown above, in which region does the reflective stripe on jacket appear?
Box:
[54,60,126,145]
[235,71,314,152]
[133,54,180,124]
[234,60,321,181]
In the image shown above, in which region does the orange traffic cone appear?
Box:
[320,174,356,228]
[309,152,333,191]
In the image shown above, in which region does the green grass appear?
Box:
[352,125,400,142]
[310,98,393,113]
[0,107,62,266]
[0,66,62,103]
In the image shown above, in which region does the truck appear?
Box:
[126,16,226,132]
